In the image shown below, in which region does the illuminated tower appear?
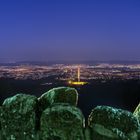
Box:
[68,66,87,85]
[78,67,80,82]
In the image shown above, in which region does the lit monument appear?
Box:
[68,67,87,86]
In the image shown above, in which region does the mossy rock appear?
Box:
[134,102,140,122]
[133,103,140,139]
[38,87,78,112]
[0,106,2,139]
[88,106,140,140]
[1,94,38,140]
[40,103,85,140]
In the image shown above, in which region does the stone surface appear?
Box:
[38,87,78,112]
[84,127,91,140]
[0,87,140,140]
[134,102,140,122]
[1,94,38,140]
[88,106,140,140]
[0,106,2,140]
[133,103,140,139]
[40,103,85,140]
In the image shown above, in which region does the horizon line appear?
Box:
[0,60,140,64]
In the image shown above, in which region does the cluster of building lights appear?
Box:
[0,63,140,83]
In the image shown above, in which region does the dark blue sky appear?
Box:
[0,0,140,62]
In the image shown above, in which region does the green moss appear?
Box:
[133,103,140,139]
[38,87,78,114]
[89,106,139,133]
[40,104,85,140]
[1,94,38,140]
[88,106,140,140]
[134,103,140,122]
[0,87,139,140]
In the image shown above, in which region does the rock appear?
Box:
[40,103,85,140]
[1,94,38,140]
[88,106,140,140]
[0,106,2,140]
[1,87,139,140]
[134,102,140,122]
[38,87,78,112]
[84,127,91,140]
[133,103,140,139]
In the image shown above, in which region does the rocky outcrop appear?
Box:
[134,103,140,122]
[40,104,85,140]
[0,87,139,140]
[0,106,1,123]
[133,103,140,139]
[1,94,38,140]
[38,87,78,112]
[88,106,140,140]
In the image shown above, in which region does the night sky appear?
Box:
[0,0,140,62]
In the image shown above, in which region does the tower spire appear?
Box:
[68,66,87,85]
[78,67,80,82]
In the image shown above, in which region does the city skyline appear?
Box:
[0,0,140,62]
[0,63,140,80]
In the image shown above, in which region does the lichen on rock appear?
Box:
[1,94,38,140]
[0,106,2,140]
[38,87,78,112]
[0,87,140,140]
[134,102,140,122]
[133,102,140,139]
[88,106,140,140]
[40,103,85,140]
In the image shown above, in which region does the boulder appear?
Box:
[134,102,140,122]
[88,106,140,140]
[40,103,85,140]
[38,87,78,112]
[84,127,91,140]
[0,106,2,140]
[133,103,140,139]
[1,94,38,140]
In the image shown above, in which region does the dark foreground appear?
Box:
[0,87,140,140]
[0,78,140,118]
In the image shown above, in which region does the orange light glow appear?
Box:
[68,81,87,85]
